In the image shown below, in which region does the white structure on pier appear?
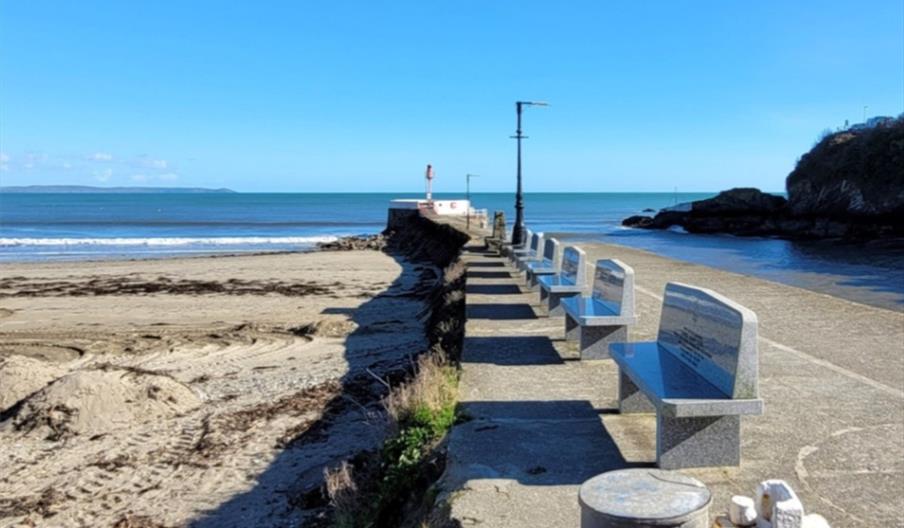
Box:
[386,164,487,228]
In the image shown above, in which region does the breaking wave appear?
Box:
[0,236,339,247]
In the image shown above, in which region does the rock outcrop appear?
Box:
[787,120,904,219]
[317,234,387,251]
[624,116,904,241]
[625,188,790,236]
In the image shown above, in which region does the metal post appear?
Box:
[511,101,547,246]
[513,102,524,245]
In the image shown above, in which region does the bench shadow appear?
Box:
[462,336,565,365]
[466,303,537,320]
[465,283,523,295]
[467,270,514,279]
[466,261,505,268]
[448,400,646,487]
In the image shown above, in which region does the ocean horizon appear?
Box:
[1,191,902,310]
[0,191,713,259]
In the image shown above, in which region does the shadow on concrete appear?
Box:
[448,400,648,487]
[465,283,523,295]
[466,261,506,268]
[462,336,564,365]
[467,270,514,279]
[466,303,537,320]
[320,307,356,315]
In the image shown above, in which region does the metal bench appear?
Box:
[561,259,637,359]
[537,245,586,316]
[523,237,560,290]
[609,282,764,469]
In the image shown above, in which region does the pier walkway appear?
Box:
[440,240,904,527]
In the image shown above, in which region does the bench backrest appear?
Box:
[541,237,560,268]
[530,232,544,256]
[591,259,635,317]
[657,282,759,399]
[560,246,586,286]
[517,228,533,248]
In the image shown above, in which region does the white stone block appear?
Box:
[730,495,758,526]
[755,480,803,528]
[773,500,804,528]
[802,514,830,528]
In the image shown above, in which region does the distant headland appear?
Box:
[0,185,236,194]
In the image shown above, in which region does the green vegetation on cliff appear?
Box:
[787,116,904,219]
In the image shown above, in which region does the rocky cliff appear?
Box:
[787,118,904,220]
[624,116,904,240]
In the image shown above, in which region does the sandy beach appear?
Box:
[0,249,433,527]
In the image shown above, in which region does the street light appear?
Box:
[511,100,548,246]
[466,173,479,231]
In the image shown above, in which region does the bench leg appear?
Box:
[618,370,656,414]
[565,314,581,342]
[546,291,572,316]
[579,325,627,360]
[538,287,550,311]
[657,415,741,469]
[528,271,542,291]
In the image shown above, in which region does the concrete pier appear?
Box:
[440,240,904,527]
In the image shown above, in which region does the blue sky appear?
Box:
[1,1,902,192]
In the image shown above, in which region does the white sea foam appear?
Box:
[0,236,339,247]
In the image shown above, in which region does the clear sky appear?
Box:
[1,1,902,193]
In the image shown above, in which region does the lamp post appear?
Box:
[466,173,479,231]
[511,100,548,246]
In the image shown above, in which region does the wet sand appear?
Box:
[0,250,430,527]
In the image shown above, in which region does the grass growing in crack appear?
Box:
[327,349,460,528]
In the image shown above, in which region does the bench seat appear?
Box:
[609,342,763,418]
[525,259,555,274]
[537,274,581,293]
[517,255,542,271]
[561,296,635,326]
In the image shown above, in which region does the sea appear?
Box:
[1,192,902,310]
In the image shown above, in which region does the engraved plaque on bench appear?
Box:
[658,283,759,399]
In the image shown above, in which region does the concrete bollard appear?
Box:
[579,469,711,528]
